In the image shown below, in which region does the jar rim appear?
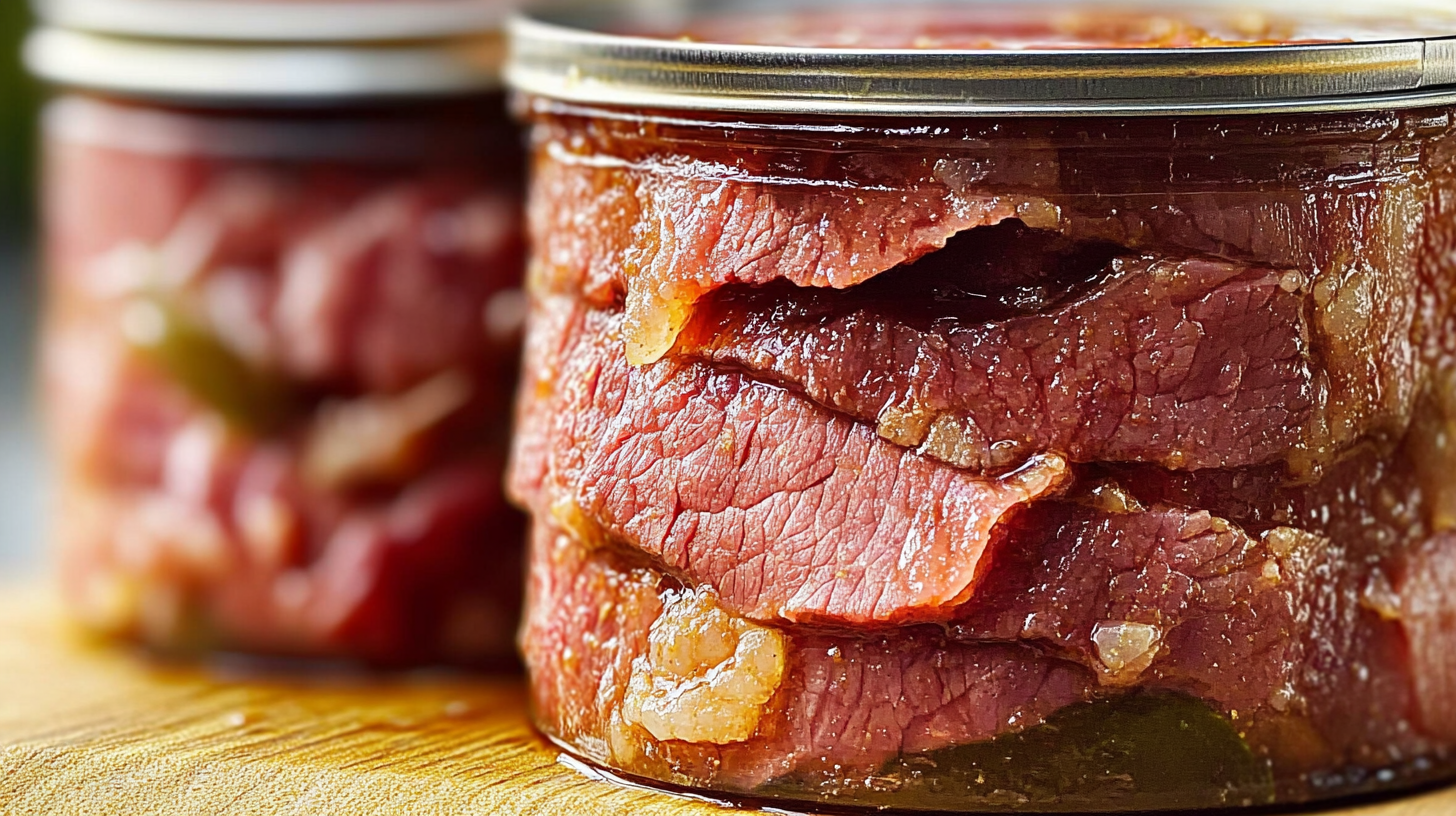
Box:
[31,0,511,43]
[505,0,1456,116]
[24,27,504,102]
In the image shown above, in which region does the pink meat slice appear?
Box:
[48,314,525,664]
[273,178,524,392]
[1395,532,1456,742]
[521,523,1095,790]
[528,119,1429,458]
[954,501,1425,768]
[510,296,1069,626]
[528,115,1419,308]
[528,150,1028,364]
[677,243,1313,471]
[209,459,524,664]
[971,442,1451,772]
[956,505,1297,694]
[57,435,524,665]
[59,166,524,395]
[524,512,1456,790]
[526,143,1019,307]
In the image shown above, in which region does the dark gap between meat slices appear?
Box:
[797,220,1128,326]
[528,118,1435,475]
[674,220,1315,472]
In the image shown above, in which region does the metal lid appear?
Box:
[32,0,512,43]
[506,0,1456,116]
[25,0,515,101]
[24,27,504,102]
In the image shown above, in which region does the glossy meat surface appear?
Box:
[522,524,1097,789]
[525,515,1453,798]
[512,297,1067,625]
[528,110,1437,471]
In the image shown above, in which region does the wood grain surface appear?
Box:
[2,587,1455,816]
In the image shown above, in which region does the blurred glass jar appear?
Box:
[25,1,529,666]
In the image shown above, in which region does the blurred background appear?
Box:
[0,2,41,577]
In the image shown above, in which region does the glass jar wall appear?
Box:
[44,93,528,666]
[507,2,1456,808]
[30,4,528,666]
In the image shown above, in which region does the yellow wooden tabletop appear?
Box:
[2,586,1456,816]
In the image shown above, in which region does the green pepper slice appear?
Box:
[121,295,296,433]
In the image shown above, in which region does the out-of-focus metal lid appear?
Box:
[506,0,1456,116]
[25,27,504,101]
[25,0,513,101]
[32,0,511,43]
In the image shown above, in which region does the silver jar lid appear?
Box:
[506,0,1456,116]
[25,0,512,101]
[25,28,504,102]
[32,0,512,43]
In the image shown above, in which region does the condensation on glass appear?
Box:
[506,1,1456,809]
[28,1,528,666]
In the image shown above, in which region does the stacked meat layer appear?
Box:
[512,105,1456,808]
[46,97,528,665]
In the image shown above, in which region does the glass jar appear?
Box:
[28,1,528,666]
[506,1,1456,809]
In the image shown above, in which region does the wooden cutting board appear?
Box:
[1,586,1455,816]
